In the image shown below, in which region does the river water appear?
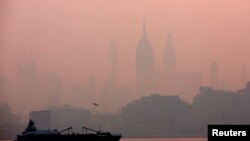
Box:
[0,138,207,141]
[121,138,207,141]
[120,138,207,141]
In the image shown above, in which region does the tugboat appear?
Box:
[16,120,121,141]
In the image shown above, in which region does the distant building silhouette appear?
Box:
[208,62,234,90]
[0,103,22,139]
[17,60,37,89]
[136,18,154,97]
[17,60,38,112]
[100,42,133,113]
[154,33,202,101]
[117,82,250,136]
[47,105,91,131]
[192,83,250,134]
[121,94,190,136]
[163,33,176,73]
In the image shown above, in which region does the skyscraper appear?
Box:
[163,33,176,73]
[16,60,38,112]
[17,60,37,93]
[136,18,154,96]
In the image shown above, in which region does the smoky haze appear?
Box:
[0,0,250,115]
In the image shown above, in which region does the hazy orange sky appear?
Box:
[1,0,250,101]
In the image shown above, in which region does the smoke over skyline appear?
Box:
[1,0,250,114]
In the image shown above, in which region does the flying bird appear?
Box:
[92,103,99,107]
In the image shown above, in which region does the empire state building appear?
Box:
[136,19,154,96]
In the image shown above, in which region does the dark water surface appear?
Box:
[121,138,207,141]
[1,138,207,141]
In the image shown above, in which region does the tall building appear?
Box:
[16,60,38,112]
[110,42,118,87]
[17,60,37,87]
[240,63,248,88]
[153,33,202,101]
[163,33,176,73]
[136,19,154,96]
[209,62,218,88]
